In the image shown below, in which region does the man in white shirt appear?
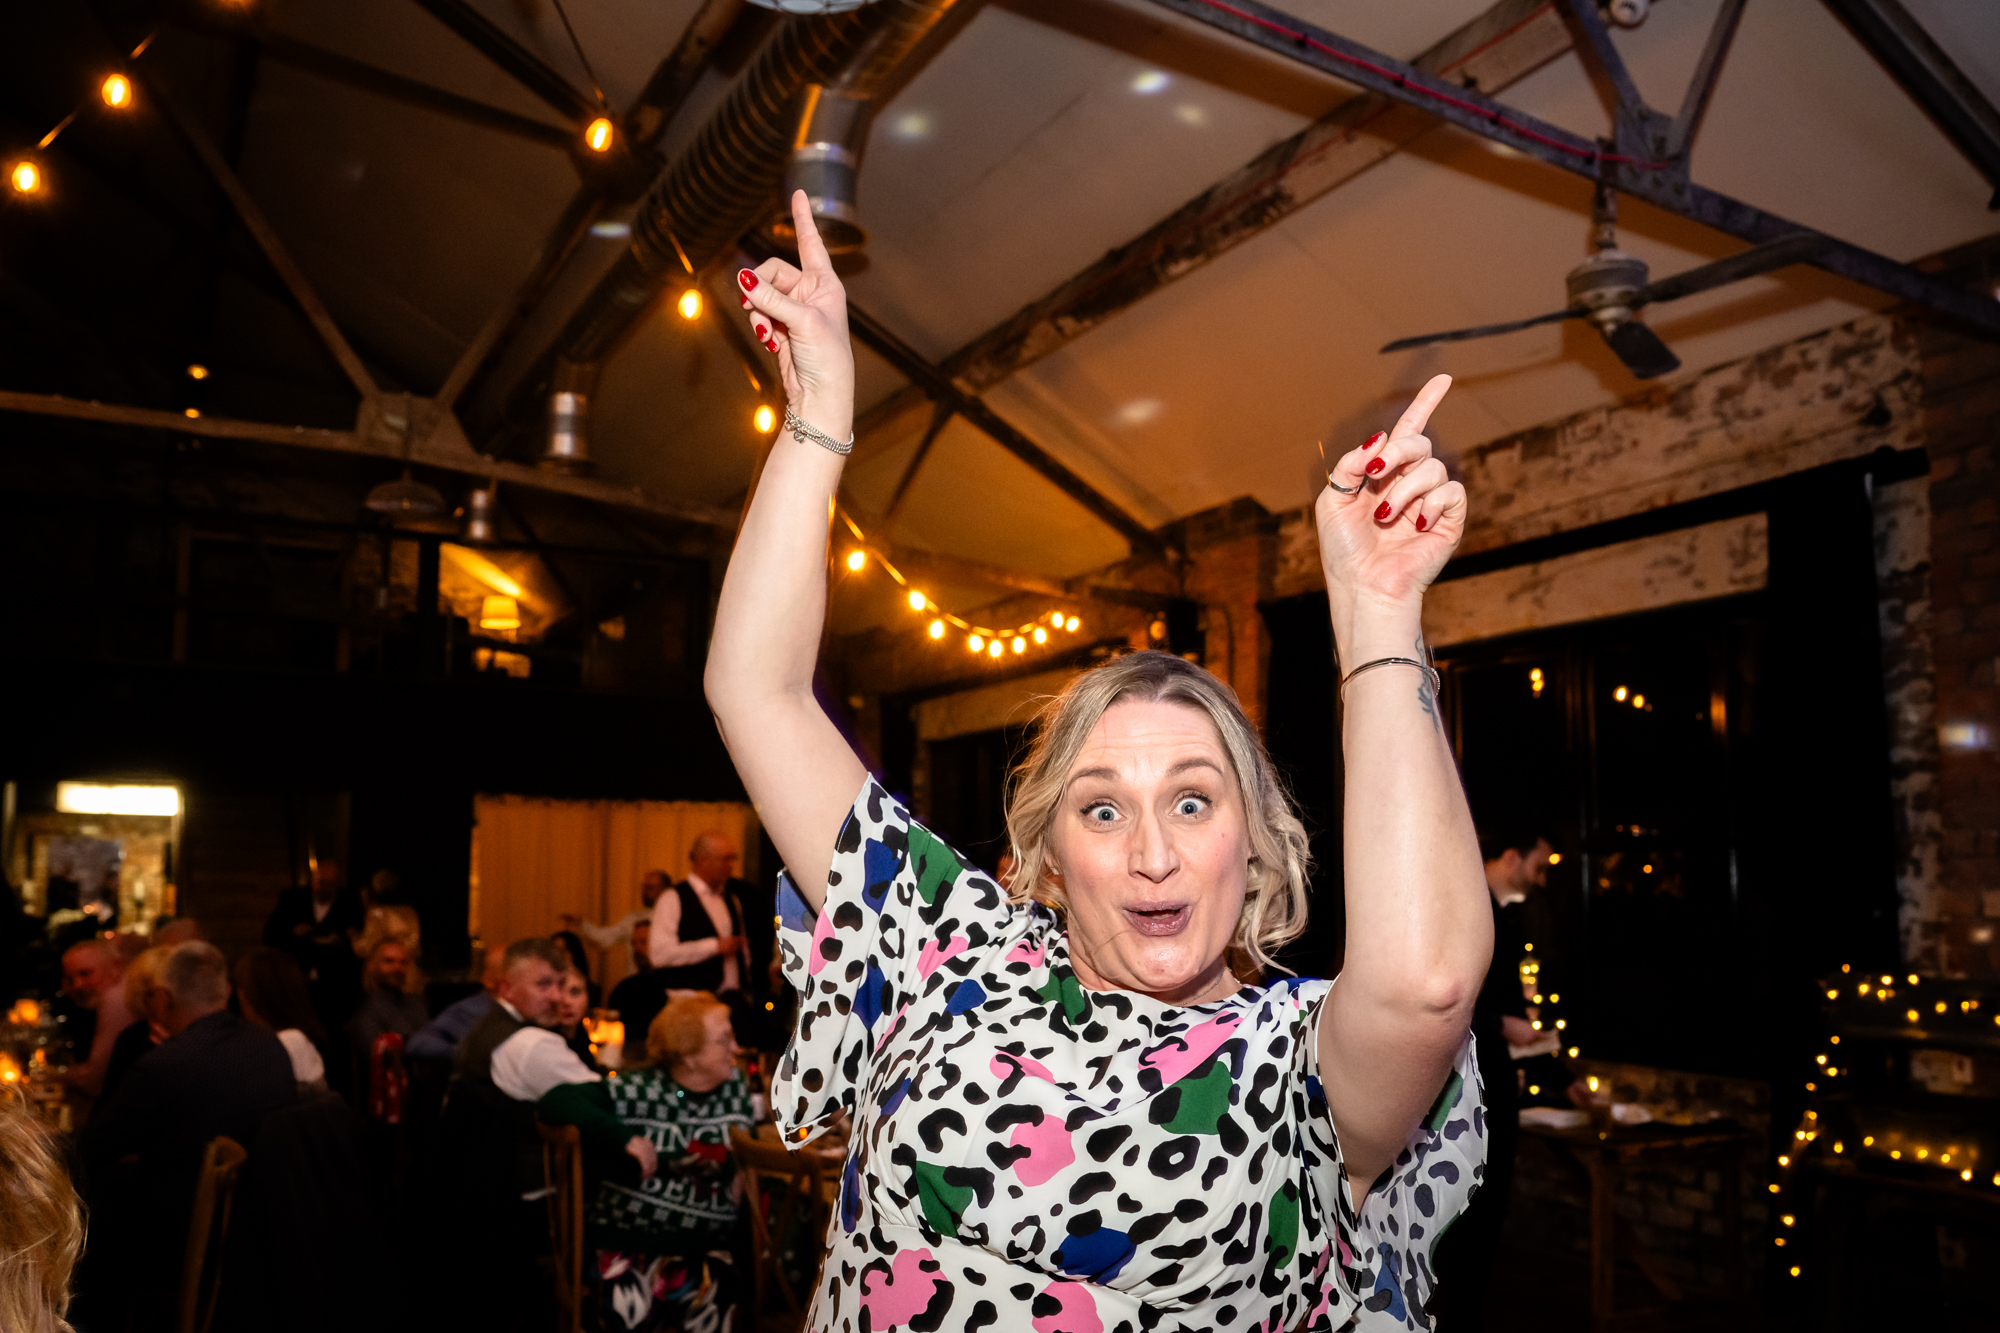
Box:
[564,870,670,965]
[648,834,748,993]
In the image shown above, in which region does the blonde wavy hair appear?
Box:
[0,1092,83,1333]
[1003,650,1312,974]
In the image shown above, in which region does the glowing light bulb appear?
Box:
[1587,1077,1598,1093]
[907,590,927,611]
[1033,627,1048,644]
[1567,1047,1578,1058]
[1011,636,1026,654]
[10,161,40,194]
[678,289,702,320]
[1613,686,1628,702]
[1907,1009,1919,1022]
[1908,974,1918,985]
[845,550,865,572]
[1547,853,1562,866]
[101,74,132,108]
[1632,693,1646,708]
[184,408,200,418]
[585,117,614,152]
[1832,1142,1843,1153]
[1065,616,1079,631]
[967,635,984,653]
[1963,1169,1974,1181]
[928,620,945,640]
[1789,1267,1800,1278]
[988,640,1003,659]
[187,364,209,380]
[754,404,777,433]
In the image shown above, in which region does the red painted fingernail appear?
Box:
[1363,431,1386,449]
[1366,458,1385,475]
[738,270,758,291]
[1415,515,1428,532]
[1375,502,1392,522]
[755,324,768,339]
[766,338,779,352]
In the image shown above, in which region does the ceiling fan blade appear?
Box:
[1380,307,1584,353]
[1602,321,1682,379]
[1632,234,1827,309]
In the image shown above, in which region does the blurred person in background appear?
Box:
[97,944,173,1114]
[0,1090,84,1333]
[347,937,428,1050]
[58,938,130,1106]
[554,964,596,1069]
[234,946,339,1096]
[75,941,295,1329]
[406,942,506,1060]
[565,871,670,968]
[263,859,364,1037]
[535,992,751,1333]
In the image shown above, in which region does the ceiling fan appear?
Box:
[1381,185,1827,380]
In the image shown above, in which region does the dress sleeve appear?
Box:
[771,775,1015,1143]
[1296,986,1488,1331]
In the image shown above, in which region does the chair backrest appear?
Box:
[537,1120,585,1333]
[730,1126,827,1321]
[176,1135,248,1333]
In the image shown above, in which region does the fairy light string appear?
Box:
[833,505,1082,660]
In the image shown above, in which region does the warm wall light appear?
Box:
[101,74,132,107]
[754,404,776,434]
[10,161,40,194]
[56,782,180,816]
[479,595,521,631]
[677,289,702,320]
[187,364,209,380]
[585,117,614,152]
[907,590,926,611]
[845,550,866,572]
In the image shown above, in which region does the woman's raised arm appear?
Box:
[1314,376,1494,1190]
[704,192,867,912]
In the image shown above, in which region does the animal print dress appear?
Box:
[773,778,1486,1333]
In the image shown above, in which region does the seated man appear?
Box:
[442,938,654,1328]
[405,942,505,1060]
[58,938,131,1108]
[349,937,429,1049]
[537,993,752,1333]
[75,941,296,1329]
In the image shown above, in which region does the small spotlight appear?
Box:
[677,289,702,320]
[928,620,945,640]
[187,364,210,380]
[845,550,865,572]
[967,635,984,653]
[907,590,926,611]
[1011,636,1026,654]
[754,404,776,434]
[585,117,614,153]
[9,161,40,195]
[101,74,132,108]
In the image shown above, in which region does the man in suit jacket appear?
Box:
[75,940,297,1329]
[652,831,779,1045]
[263,858,365,1033]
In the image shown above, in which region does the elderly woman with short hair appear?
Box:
[708,193,1493,1332]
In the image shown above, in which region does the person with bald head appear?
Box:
[59,938,132,1104]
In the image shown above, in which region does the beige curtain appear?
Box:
[471,796,756,992]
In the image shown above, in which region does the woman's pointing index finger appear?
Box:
[1393,373,1453,441]
[790,189,834,275]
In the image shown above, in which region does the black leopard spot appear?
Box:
[1070,1172,1115,1204]
[1201,1156,1230,1191]
[1087,1125,1132,1162]
[1148,1135,1200,1180]
[966,1300,998,1332]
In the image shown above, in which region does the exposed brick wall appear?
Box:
[1918,320,2000,977]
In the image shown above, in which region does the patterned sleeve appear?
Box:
[1295,986,1488,1332]
[771,776,1016,1143]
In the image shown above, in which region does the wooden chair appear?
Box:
[175,1135,247,1333]
[731,1126,829,1333]
[537,1121,586,1333]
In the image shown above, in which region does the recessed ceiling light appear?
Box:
[590,220,631,238]
[1118,399,1164,425]
[1131,70,1169,95]
[891,111,933,141]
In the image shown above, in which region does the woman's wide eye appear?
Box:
[1176,797,1204,816]
[1087,804,1116,822]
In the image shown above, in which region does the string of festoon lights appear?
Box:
[832,505,1082,660]
[8,29,628,202]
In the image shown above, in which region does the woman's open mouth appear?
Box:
[1124,903,1192,936]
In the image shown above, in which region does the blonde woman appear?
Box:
[709,193,1492,1332]
[0,1092,84,1332]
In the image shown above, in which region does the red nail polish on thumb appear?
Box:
[1375,502,1392,522]
[1415,515,1428,532]
[738,270,758,292]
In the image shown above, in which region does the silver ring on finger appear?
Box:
[1327,478,1360,495]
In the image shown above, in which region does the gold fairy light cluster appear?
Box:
[835,507,1081,660]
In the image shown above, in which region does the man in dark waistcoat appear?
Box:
[440,936,570,1332]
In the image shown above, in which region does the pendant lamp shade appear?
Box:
[365,467,446,516]
[479,596,522,632]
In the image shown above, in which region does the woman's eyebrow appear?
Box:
[1166,757,1226,778]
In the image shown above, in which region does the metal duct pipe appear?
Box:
[552,0,979,368]
[543,360,598,472]
[773,86,872,252]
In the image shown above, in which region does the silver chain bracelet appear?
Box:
[1338,656,1440,700]
[786,406,853,456]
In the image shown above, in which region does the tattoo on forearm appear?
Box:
[1415,635,1440,731]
